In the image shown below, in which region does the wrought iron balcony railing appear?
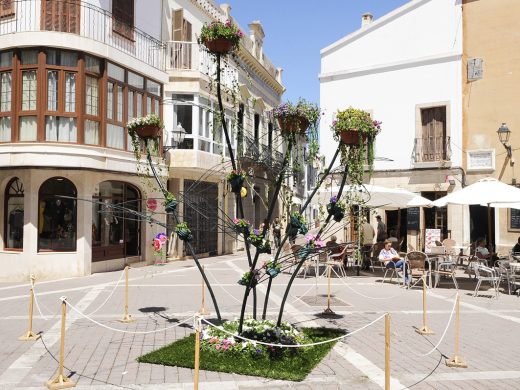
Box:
[0,0,164,70]
[412,136,452,163]
[239,133,284,172]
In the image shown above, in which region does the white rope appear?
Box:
[200,313,386,348]
[394,293,458,358]
[87,269,125,316]
[205,268,251,306]
[65,298,195,334]
[31,283,58,321]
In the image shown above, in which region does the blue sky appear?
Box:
[226,0,410,105]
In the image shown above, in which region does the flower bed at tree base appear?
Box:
[137,327,345,381]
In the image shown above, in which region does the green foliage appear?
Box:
[331,107,380,139]
[199,20,243,53]
[137,327,345,381]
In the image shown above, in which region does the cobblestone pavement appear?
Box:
[1,253,519,389]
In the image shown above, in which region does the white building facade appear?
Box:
[319,0,465,248]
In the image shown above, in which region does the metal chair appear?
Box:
[291,244,314,279]
[495,260,512,295]
[406,251,430,287]
[434,261,459,289]
[473,264,500,298]
[323,245,348,278]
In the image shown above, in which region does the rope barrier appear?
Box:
[65,298,195,335]
[87,269,125,316]
[200,313,386,348]
[31,281,60,322]
[394,293,458,358]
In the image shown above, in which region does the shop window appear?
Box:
[92,181,140,261]
[38,177,77,252]
[4,177,23,250]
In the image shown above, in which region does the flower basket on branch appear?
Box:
[199,20,243,55]
[326,196,346,222]
[273,99,319,136]
[164,192,178,213]
[232,218,250,236]
[175,222,193,242]
[127,114,163,140]
[331,107,381,147]
[227,169,246,193]
[264,260,282,278]
[289,212,308,236]
[238,270,260,287]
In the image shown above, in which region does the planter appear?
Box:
[134,125,161,139]
[290,216,308,235]
[204,38,234,54]
[333,211,344,222]
[177,230,193,242]
[297,247,311,258]
[236,226,250,236]
[257,243,271,254]
[339,129,368,146]
[229,176,244,193]
[165,199,178,213]
[266,267,281,278]
[327,203,337,215]
[277,116,309,135]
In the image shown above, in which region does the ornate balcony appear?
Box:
[239,133,284,173]
[412,136,452,164]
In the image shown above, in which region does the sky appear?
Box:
[226,0,410,105]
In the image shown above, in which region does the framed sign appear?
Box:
[509,208,520,231]
[467,150,495,171]
[407,207,420,231]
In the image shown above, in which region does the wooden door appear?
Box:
[41,0,80,34]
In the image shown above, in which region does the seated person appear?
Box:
[387,230,398,242]
[325,235,342,255]
[512,236,520,254]
[475,238,497,266]
[379,240,410,283]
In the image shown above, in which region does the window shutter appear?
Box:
[41,0,79,33]
[0,0,14,18]
[113,0,134,40]
[172,9,183,41]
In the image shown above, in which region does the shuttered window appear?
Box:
[172,9,192,68]
[0,0,14,19]
[41,0,80,34]
[113,0,134,40]
[420,107,446,162]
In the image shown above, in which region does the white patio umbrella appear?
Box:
[432,177,520,244]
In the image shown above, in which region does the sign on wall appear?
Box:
[467,58,484,81]
[467,150,495,171]
[425,228,441,253]
[509,208,520,232]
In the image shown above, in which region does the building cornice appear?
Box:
[237,47,285,96]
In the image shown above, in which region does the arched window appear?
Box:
[38,177,77,251]
[4,177,24,249]
[92,181,140,261]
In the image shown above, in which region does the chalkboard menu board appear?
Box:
[510,208,520,231]
[407,207,420,230]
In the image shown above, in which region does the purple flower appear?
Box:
[330,195,338,203]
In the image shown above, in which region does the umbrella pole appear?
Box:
[487,204,492,249]
[397,208,401,241]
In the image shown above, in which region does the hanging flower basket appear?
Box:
[175,222,193,242]
[165,199,178,213]
[277,115,309,135]
[339,129,368,146]
[232,218,250,236]
[257,242,271,254]
[135,125,161,139]
[238,270,259,287]
[205,38,234,54]
[227,169,246,194]
[266,267,281,278]
[333,211,344,222]
[127,114,164,140]
[290,213,308,235]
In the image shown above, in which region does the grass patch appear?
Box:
[138,327,344,381]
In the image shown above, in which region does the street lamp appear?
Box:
[164,122,186,152]
[497,123,512,157]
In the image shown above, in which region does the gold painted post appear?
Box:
[416,274,434,335]
[446,295,468,368]
[322,264,335,315]
[193,315,201,390]
[19,275,41,341]
[198,266,210,316]
[385,313,390,390]
[119,266,134,323]
[45,297,75,389]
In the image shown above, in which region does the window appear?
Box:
[414,106,450,162]
[4,177,23,250]
[85,76,99,116]
[42,0,80,34]
[92,181,141,261]
[172,8,193,68]
[21,71,37,110]
[0,0,15,19]
[1,71,12,111]
[45,116,77,142]
[175,103,193,149]
[38,177,77,252]
[85,59,101,145]
[0,56,12,142]
[112,0,134,40]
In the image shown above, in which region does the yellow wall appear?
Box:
[462,0,520,248]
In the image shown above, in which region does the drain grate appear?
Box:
[299,294,351,307]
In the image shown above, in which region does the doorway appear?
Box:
[469,205,494,245]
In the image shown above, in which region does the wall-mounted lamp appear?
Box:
[497,123,513,162]
[163,123,186,152]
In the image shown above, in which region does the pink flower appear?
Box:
[223,345,229,350]
[215,344,221,350]
[153,239,162,251]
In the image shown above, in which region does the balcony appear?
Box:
[239,134,284,173]
[0,0,164,70]
[412,136,452,164]
[166,41,238,89]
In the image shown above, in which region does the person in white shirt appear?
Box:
[379,240,410,284]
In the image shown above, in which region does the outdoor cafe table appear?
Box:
[509,262,520,294]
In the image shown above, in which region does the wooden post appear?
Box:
[199,266,210,316]
[416,274,434,335]
[385,313,390,390]
[193,315,201,390]
[45,298,75,389]
[322,265,335,315]
[19,275,41,341]
[446,295,468,368]
[119,266,134,323]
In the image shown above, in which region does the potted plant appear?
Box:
[289,211,308,236]
[199,20,243,55]
[164,191,178,213]
[273,98,320,136]
[175,222,193,242]
[232,218,250,236]
[249,229,271,254]
[127,113,164,140]
[331,107,381,146]
[264,260,282,278]
[238,270,260,287]
[304,233,325,253]
[326,195,346,222]
[227,169,246,193]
